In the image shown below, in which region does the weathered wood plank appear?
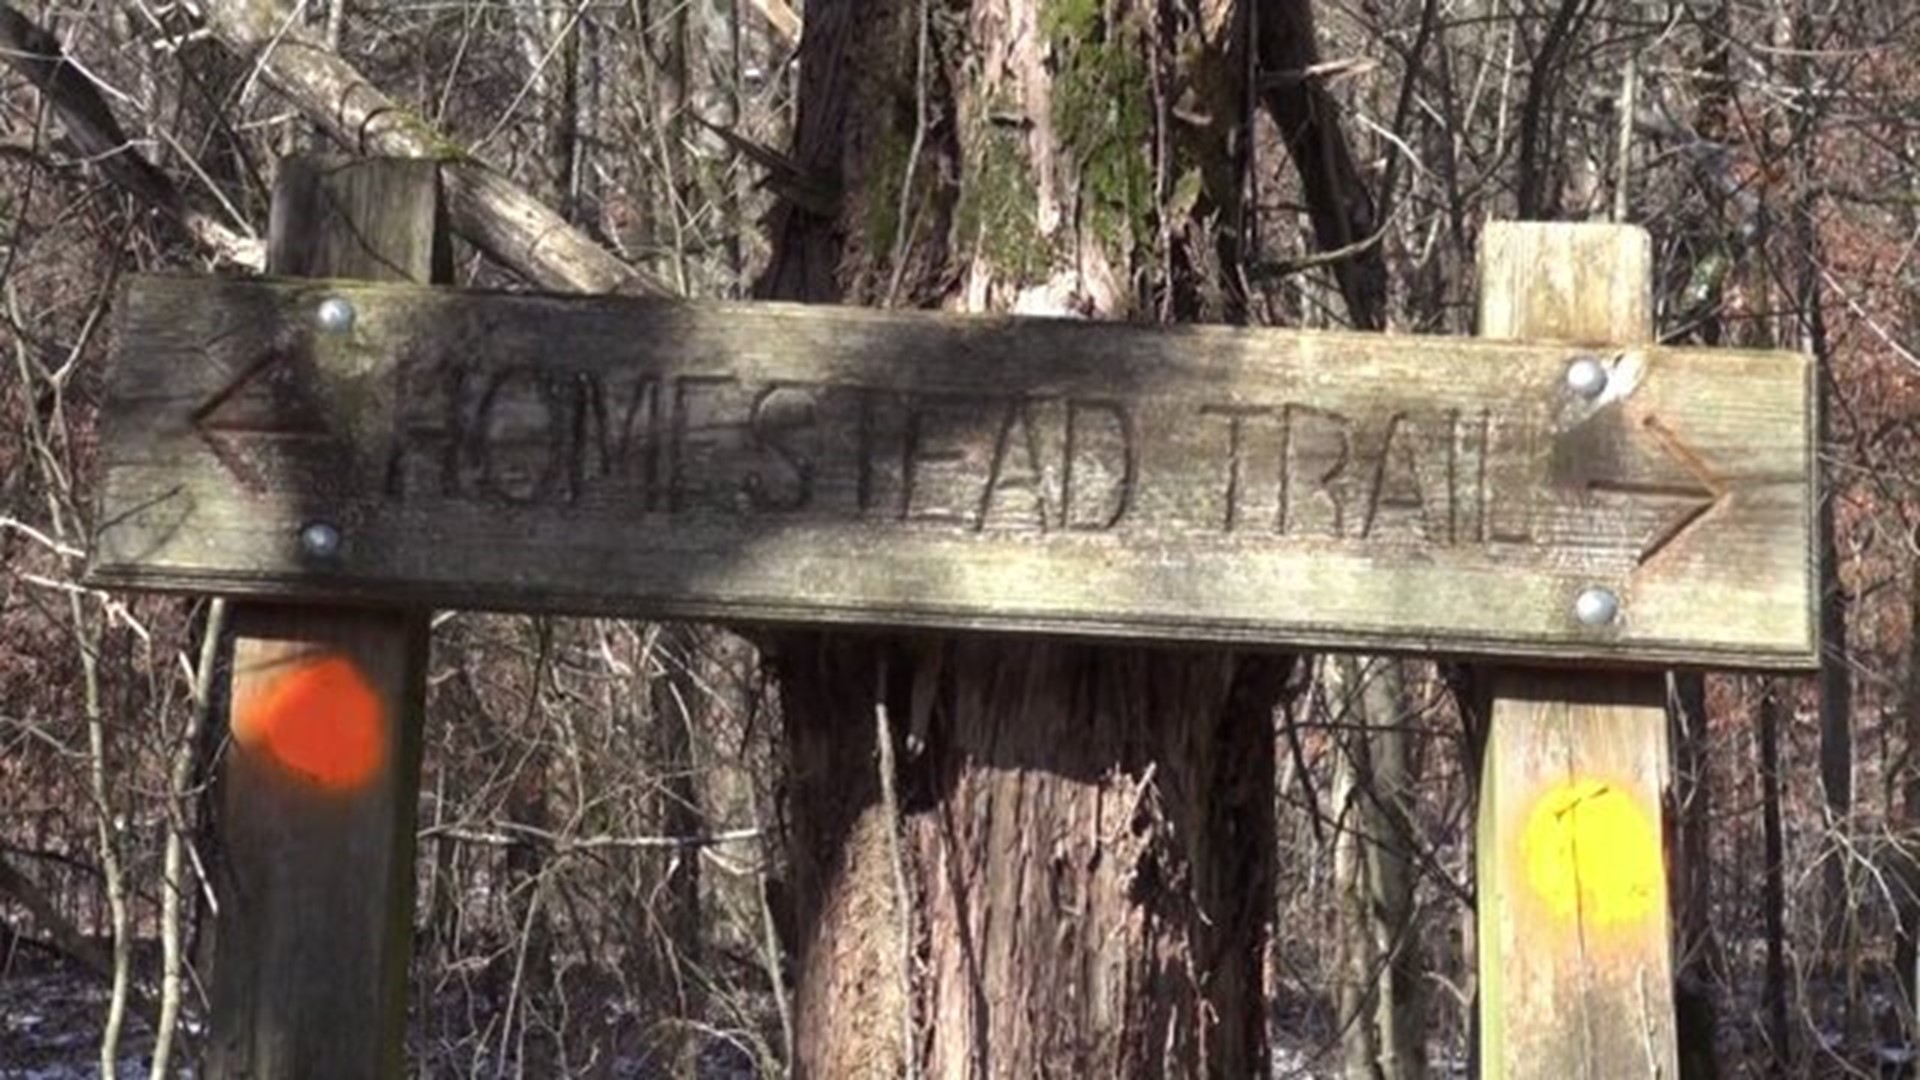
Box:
[90,271,1814,667]
[1474,223,1681,1079]
[203,158,438,1079]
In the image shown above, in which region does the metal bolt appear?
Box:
[299,520,343,560]
[315,296,356,335]
[1573,586,1620,627]
[1564,355,1608,399]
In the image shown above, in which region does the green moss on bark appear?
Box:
[1044,0,1153,255]
[863,118,916,257]
[954,113,1048,278]
[851,2,954,295]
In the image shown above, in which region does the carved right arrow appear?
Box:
[1556,410,1729,567]
[1592,415,1727,565]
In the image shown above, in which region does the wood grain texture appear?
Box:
[90,269,1814,667]
[1474,223,1681,1080]
[202,158,437,1080]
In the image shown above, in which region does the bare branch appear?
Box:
[1255,0,1389,330]
[198,0,671,296]
[751,0,801,46]
[0,2,259,266]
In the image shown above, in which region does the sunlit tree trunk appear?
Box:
[755,0,1294,1073]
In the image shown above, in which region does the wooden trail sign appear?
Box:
[90,275,1816,668]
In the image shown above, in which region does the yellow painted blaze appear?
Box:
[1519,778,1662,928]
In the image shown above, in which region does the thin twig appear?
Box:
[883,0,931,308]
[152,598,228,1078]
[422,822,763,852]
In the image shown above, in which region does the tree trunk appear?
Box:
[1670,16,1730,1066]
[1764,0,1854,1038]
[501,619,557,1071]
[775,638,1284,1077]
[756,0,1291,1073]
[645,623,707,1077]
[1807,151,1856,1042]
[1895,562,1920,1036]
[1758,678,1790,1068]
[1332,657,1426,1079]
[1893,191,1920,1045]
[1669,673,1720,1080]
[519,0,583,219]
[1671,9,1730,1058]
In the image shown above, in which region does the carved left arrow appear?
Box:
[190,347,337,494]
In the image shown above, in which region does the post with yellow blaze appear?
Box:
[1474,223,1681,1078]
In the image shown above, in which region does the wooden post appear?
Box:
[204,158,445,1078]
[1474,223,1682,1078]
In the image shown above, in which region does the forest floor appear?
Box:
[0,958,1480,1080]
[0,947,763,1079]
[31,942,1912,1078]
[1,953,161,1079]
[0,955,1462,1080]
[2,944,1382,1077]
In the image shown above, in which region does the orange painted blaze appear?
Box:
[1519,778,1662,929]
[234,654,386,790]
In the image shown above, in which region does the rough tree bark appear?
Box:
[1804,118,1857,1046]
[1759,678,1790,1065]
[1893,194,1920,1043]
[1898,567,1920,1029]
[755,0,1299,1074]
[1668,16,1733,1075]
[1669,672,1719,1080]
